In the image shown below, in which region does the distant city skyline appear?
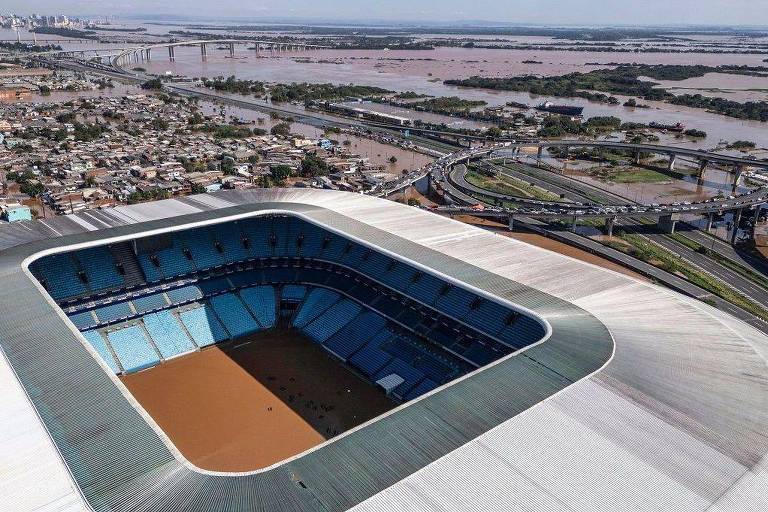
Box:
[2,1,768,27]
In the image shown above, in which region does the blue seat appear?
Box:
[463,342,499,366]
[31,253,87,299]
[137,253,163,282]
[198,277,232,295]
[375,358,425,398]
[406,273,443,306]
[301,299,362,343]
[132,292,169,314]
[179,305,228,347]
[348,330,394,377]
[143,311,196,359]
[281,284,306,302]
[324,312,387,359]
[214,223,250,264]
[436,286,474,319]
[292,288,341,328]
[93,301,134,324]
[239,217,274,258]
[209,293,260,338]
[404,378,439,401]
[166,285,203,305]
[239,286,276,329]
[498,316,546,349]
[82,330,120,373]
[76,246,124,292]
[106,325,160,373]
[69,310,97,330]
[177,228,225,270]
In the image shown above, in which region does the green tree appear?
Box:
[300,153,329,177]
[270,122,291,137]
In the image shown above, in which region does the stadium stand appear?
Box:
[106,325,160,373]
[239,286,277,329]
[143,311,196,359]
[179,306,229,347]
[93,301,134,324]
[280,284,307,302]
[131,292,169,315]
[81,330,120,373]
[300,299,363,344]
[292,288,341,328]
[76,247,124,292]
[69,310,97,330]
[209,293,260,338]
[31,253,87,299]
[31,215,545,396]
[348,330,396,378]
[323,312,387,359]
[166,285,203,305]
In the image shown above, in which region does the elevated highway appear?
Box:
[434,145,768,232]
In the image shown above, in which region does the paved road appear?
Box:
[500,162,768,300]
[444,160,768,330]
[681,226,768,275]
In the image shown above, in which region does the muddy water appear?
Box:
[196,100,435,170]
[5,26,768,146]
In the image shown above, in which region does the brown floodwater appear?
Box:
[5,26,768,146]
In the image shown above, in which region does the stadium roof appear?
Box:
[0,189,766,512]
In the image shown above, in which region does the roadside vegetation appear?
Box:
[601,232,768,321]
[465,168,562,201]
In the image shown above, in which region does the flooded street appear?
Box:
[4,25,768,146]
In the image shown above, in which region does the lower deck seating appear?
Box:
[301,299,362,344]
[292,288,341,328]
[280,284,306,302]
[349,330,396,377]
[132,292,169,315]
[143,311,196,359]
[209,293,260,338]
[82,330,120,373]
[323,312,387,359]
[166,285,203,305]
[70,311,97,330]
[106,325,159,373]
[179,305,228,347]
[239,286,276,329]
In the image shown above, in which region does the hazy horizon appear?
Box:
[4,1,768,27]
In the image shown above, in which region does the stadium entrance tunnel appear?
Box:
[29,214,547,471]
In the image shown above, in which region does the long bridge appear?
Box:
[109,39,330,69]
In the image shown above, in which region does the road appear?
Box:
[442,159,768,331]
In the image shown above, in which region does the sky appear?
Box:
[5,0,768,26]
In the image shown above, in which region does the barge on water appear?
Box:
[535,102,584,116]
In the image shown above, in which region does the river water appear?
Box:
[4,25,768,147]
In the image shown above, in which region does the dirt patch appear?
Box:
[451,215,647,280]
[507,232,649,281]
[121,329,395,472]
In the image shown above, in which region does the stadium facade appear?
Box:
[1,189,767,511]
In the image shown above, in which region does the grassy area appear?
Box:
[603,233,768,322]
[466,170,562,201]
[586,165,671,184]
[667,232,768,291]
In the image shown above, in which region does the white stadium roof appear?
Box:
[0,188,766,511]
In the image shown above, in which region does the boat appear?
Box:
[534,102,584,116]
[649,121,685,132]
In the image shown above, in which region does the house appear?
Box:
[0,202,32,222]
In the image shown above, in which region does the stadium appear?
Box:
[1,188,767,511]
